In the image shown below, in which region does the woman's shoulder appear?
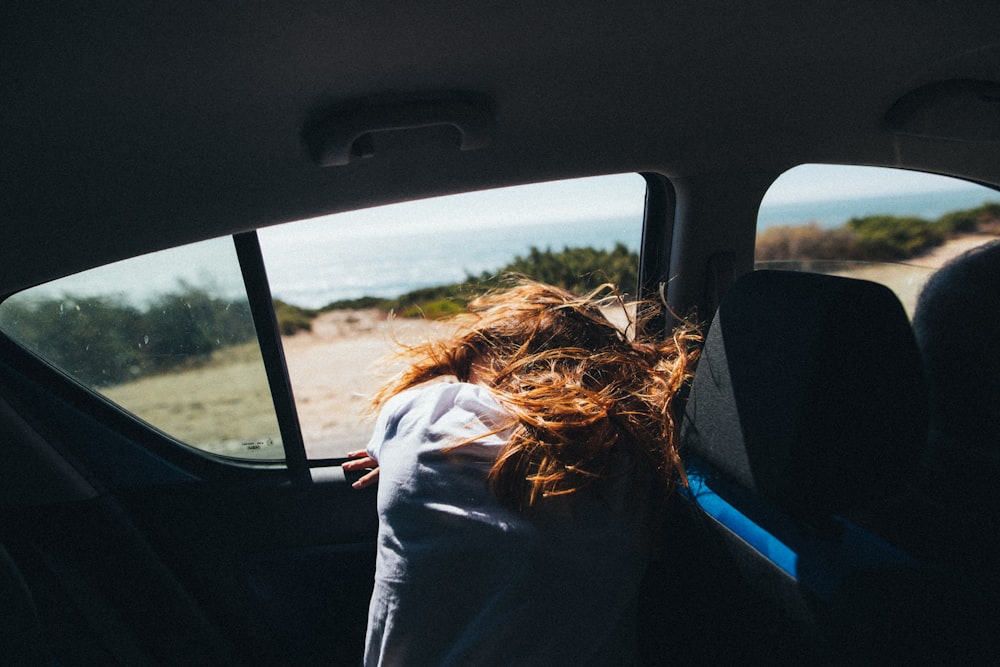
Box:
[380,376,506,431]
[390,376,499,412]
[369,376,511,461]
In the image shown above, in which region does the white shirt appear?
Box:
[363,378,649,666]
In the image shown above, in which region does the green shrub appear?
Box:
[757,203,1000,263]
[273,299,317,336]
[389,282,481,319]
[847,215,944,260]
[143,287,256,367]
[321,244,641,319]
[755,223,857,261]
[321,296,392,311]
[495,243,638,296]
[399,299,466,319]
[0,285,257,387]
[0,295,146,387]
[934,209,980,235]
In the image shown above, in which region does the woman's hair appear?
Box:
[373,278,701,512]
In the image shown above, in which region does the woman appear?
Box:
[343,279,699,665]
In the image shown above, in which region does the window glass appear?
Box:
[0,238,283,461]
[258,174,647,459]
[757,164,1000,317]
[0,175,646,465]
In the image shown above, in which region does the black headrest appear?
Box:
[913,238,1000,471]
[681,270,926,522]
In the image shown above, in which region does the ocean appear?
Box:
[260,216,641,308]
[757,187,998,229]
[260,187,999,309]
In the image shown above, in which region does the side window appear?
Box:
[757,164,1000,316]
[0,174,648,466]
[0,237,284,461]
[258,173,647,460]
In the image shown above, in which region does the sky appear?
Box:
[761,164,979,204]
[262,164,987,243]
[260,172,648,242]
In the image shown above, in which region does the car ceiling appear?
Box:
[3,1,1000,295]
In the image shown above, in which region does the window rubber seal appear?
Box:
[638,172,677,335]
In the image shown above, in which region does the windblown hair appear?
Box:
[373,278,701,512]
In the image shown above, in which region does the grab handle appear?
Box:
[303,94,495,166]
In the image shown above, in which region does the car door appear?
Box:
[0,173,657,665]
[0,232,377,665]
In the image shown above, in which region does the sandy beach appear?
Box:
[282,309,450,458]
[100,307,452,460]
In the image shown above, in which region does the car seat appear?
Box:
[912,238,1000,539]
[673,269,944,663]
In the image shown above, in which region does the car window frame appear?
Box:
[0,173,668,485]
[754,164,1000,318]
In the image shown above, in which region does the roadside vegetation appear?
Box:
[0,284,257,387]
[273,299,317,336]
[0,244,638,387]
[756,202,1000,261]
[334,204,1000,319]
[3,203,998,390]
[322,242,639,319]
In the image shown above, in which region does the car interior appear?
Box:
[3,2,1000,664]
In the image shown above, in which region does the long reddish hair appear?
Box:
[372,279,700,512]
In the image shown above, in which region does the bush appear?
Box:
[0,295,147,387]
[320,296,392,311]
[143,287,255,367]
[755,223,857,261]
[756,203,1000,263]
[495,243,638,296]
[399,299,466,319]
[934,208,980,235]
[273,299,317,336]
[323,243,641,319]
[847,215,944,260]
[0,285,257,387]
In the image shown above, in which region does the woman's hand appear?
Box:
[343,450,380,489]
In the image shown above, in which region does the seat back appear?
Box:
[913,239,1000,509]
[675,270,929,660]
[682,270,926,526]
[904,241,1000,661]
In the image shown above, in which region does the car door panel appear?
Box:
[0,339,379,665]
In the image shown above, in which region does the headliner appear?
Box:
[3,1,1000,293]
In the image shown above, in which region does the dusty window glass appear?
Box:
[757,164,1000,317]
[0,238,283,461]
[258,173,647,459]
